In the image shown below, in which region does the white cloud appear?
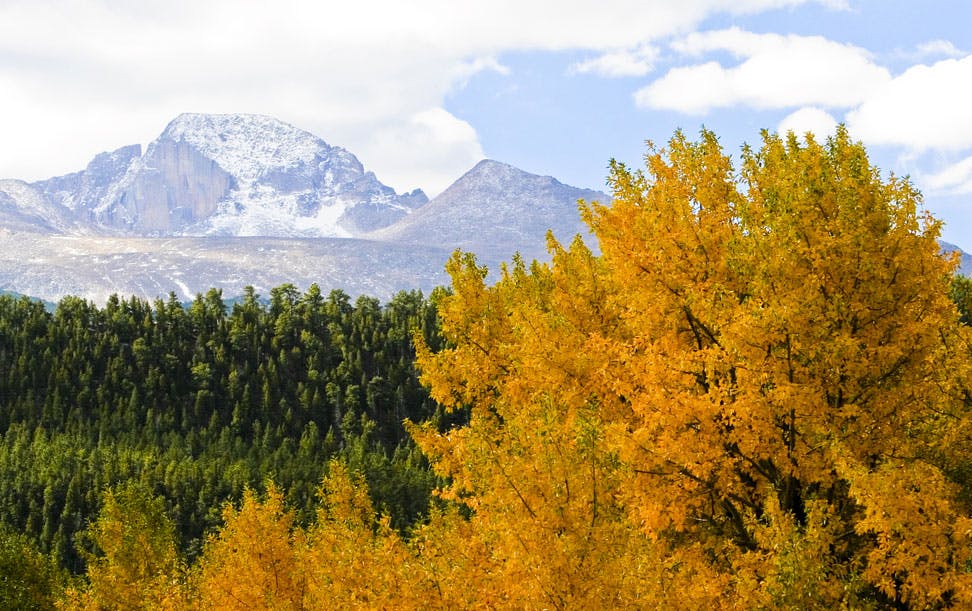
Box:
[846,57,972,152]
[914,39,966,60]
[455,57,511,81]
[0,0,844,191]
[571,45,659,77]
[361,109,485,197]
[635,27,891,114]
[777,107,838,140]
[635,62,733,114]
[891,39,967,64]
[922,156,972,195]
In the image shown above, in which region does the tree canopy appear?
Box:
[413,127,972,608]
[0,284,446,578]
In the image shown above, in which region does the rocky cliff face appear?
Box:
[104,138,235,233]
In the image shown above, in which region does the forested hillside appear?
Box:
[0,284,449,577]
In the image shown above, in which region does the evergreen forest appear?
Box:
[0,283,453,604]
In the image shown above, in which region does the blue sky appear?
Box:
[1,0,971,248]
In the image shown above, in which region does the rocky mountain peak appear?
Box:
[25,113,427,238]
[159,113,357,184]
[373,158,607,260]
[465,158,538,178]
[448,158,569,196]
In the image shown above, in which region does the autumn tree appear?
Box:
[62,482,184,610]
[415,127,972,608]
[299,461,426,608]
[412,245,722,608]
[191,484,305,610]
[187,464,436,609]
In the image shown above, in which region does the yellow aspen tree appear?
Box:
[300,461,425,609]
[417,127,972,609]
[413,242,731,608]
[60,482,185,610]
[191,484,306,610]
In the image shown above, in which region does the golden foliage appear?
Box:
[415,127,972,608]
[60,483,185,610]
[58,128,972,609]
[188,466,429,610]
[300,461,422,608]
[191,484,305,610]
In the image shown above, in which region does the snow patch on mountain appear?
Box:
[162,113,342,183]
[189,189,354,238]
[0,179,52,214]
[0,179,73,232]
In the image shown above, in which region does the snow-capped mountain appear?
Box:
[32,113,427,237]
[1,113,968,306]
[0,115,611,303]
[34,144,143,225]
[374,159,606,260]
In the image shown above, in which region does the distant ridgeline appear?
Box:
[943,241,972,276]
[0,113,606,305]
[0,284,455,573]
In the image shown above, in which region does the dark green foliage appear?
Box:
[951,274,972,325]
[0,524,65,610]
[0,284,445,572]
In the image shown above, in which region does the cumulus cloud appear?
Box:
[633,28,972,160]
[846,56,972,152]
[0,0,841,191]
[571,45,659,77]
[635,28,890,114]
[777,107,838,140]
[362,109,485,196]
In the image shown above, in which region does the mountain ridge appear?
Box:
[0,113,609,303]
[0,113,965,305]
[22,113,429,238]
[372,158,605,260]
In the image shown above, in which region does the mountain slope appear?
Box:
[0,179,77,233]
[0,231,452,304]
[373,159,607,260]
